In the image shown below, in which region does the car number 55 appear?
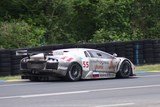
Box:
[83,61,89,68]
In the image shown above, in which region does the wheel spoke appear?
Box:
[116,61,131,78]
[67,63,82,81]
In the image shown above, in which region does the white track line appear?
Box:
[21,90,90,98]
[0,84,160,100]
[136,74,160,78]
[95,103,135,107]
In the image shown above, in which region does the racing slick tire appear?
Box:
[116,60,132,78]
[65,62,82,81]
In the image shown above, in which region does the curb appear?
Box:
[148,71,160,72]
[0,80,6,83]
[136,71,160,73]
[6,79,23,82]
[136,71,146,73]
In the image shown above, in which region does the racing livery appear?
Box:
[17,48,135,81]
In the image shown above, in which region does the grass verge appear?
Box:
[0,75,21,81]
[136,64,160,72]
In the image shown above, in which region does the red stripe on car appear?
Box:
[67,58,73,62]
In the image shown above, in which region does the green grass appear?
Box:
[0,75,21,81]
[136,64,160,72]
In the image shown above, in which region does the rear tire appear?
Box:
[116,60,132,78]
[65,62,82,81]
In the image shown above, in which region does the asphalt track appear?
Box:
[0,71,160,107]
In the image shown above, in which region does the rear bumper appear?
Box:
[21,69,66,79]
[21,73,62,79]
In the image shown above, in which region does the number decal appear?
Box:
[83,61,89,68]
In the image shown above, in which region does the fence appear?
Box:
[0,40,160,76]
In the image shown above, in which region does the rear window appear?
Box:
[53,49,86,58]
[53,50,69,55]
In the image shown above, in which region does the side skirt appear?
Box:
[82,71,116,79]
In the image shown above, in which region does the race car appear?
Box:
[17,48,135,81]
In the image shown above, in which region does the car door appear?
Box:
[88,50,114,72]
[99,52,117,72]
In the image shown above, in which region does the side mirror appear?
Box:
[113,53,117,57]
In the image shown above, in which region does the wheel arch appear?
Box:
[116,58,133,76]
[69,59,84,71]
[65,61,83,81]
[69,61,82,69]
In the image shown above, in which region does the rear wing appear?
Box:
[16,50,28,56]
[16,49,53,57]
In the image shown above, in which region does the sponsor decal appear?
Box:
[93,74,99,78]
[94,72,115,78]
[109,60,115,69]
[66,58,73,62]
[61,56,67,60]
[61,56,73,62]
[91,60,109,65]
[95,65,104,69]
[99,73,107,77]
[92,71,99,78]
[99,61,104,65]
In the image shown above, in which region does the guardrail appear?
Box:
[0,40,160,76]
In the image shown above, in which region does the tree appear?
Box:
[0,0,159,48]
[71,0,100,42]
[0,20,45,49]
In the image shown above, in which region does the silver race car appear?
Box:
[17,48,135,81]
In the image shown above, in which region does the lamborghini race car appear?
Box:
[17,48,135,81]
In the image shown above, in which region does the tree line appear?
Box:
[0,0,159,49]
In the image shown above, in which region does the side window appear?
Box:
[89,51,99,58]
[88,50,113,59]
[100,52,113,59]
[87,50,102,58]
[97,53,102,57]
[84,51,90,57]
